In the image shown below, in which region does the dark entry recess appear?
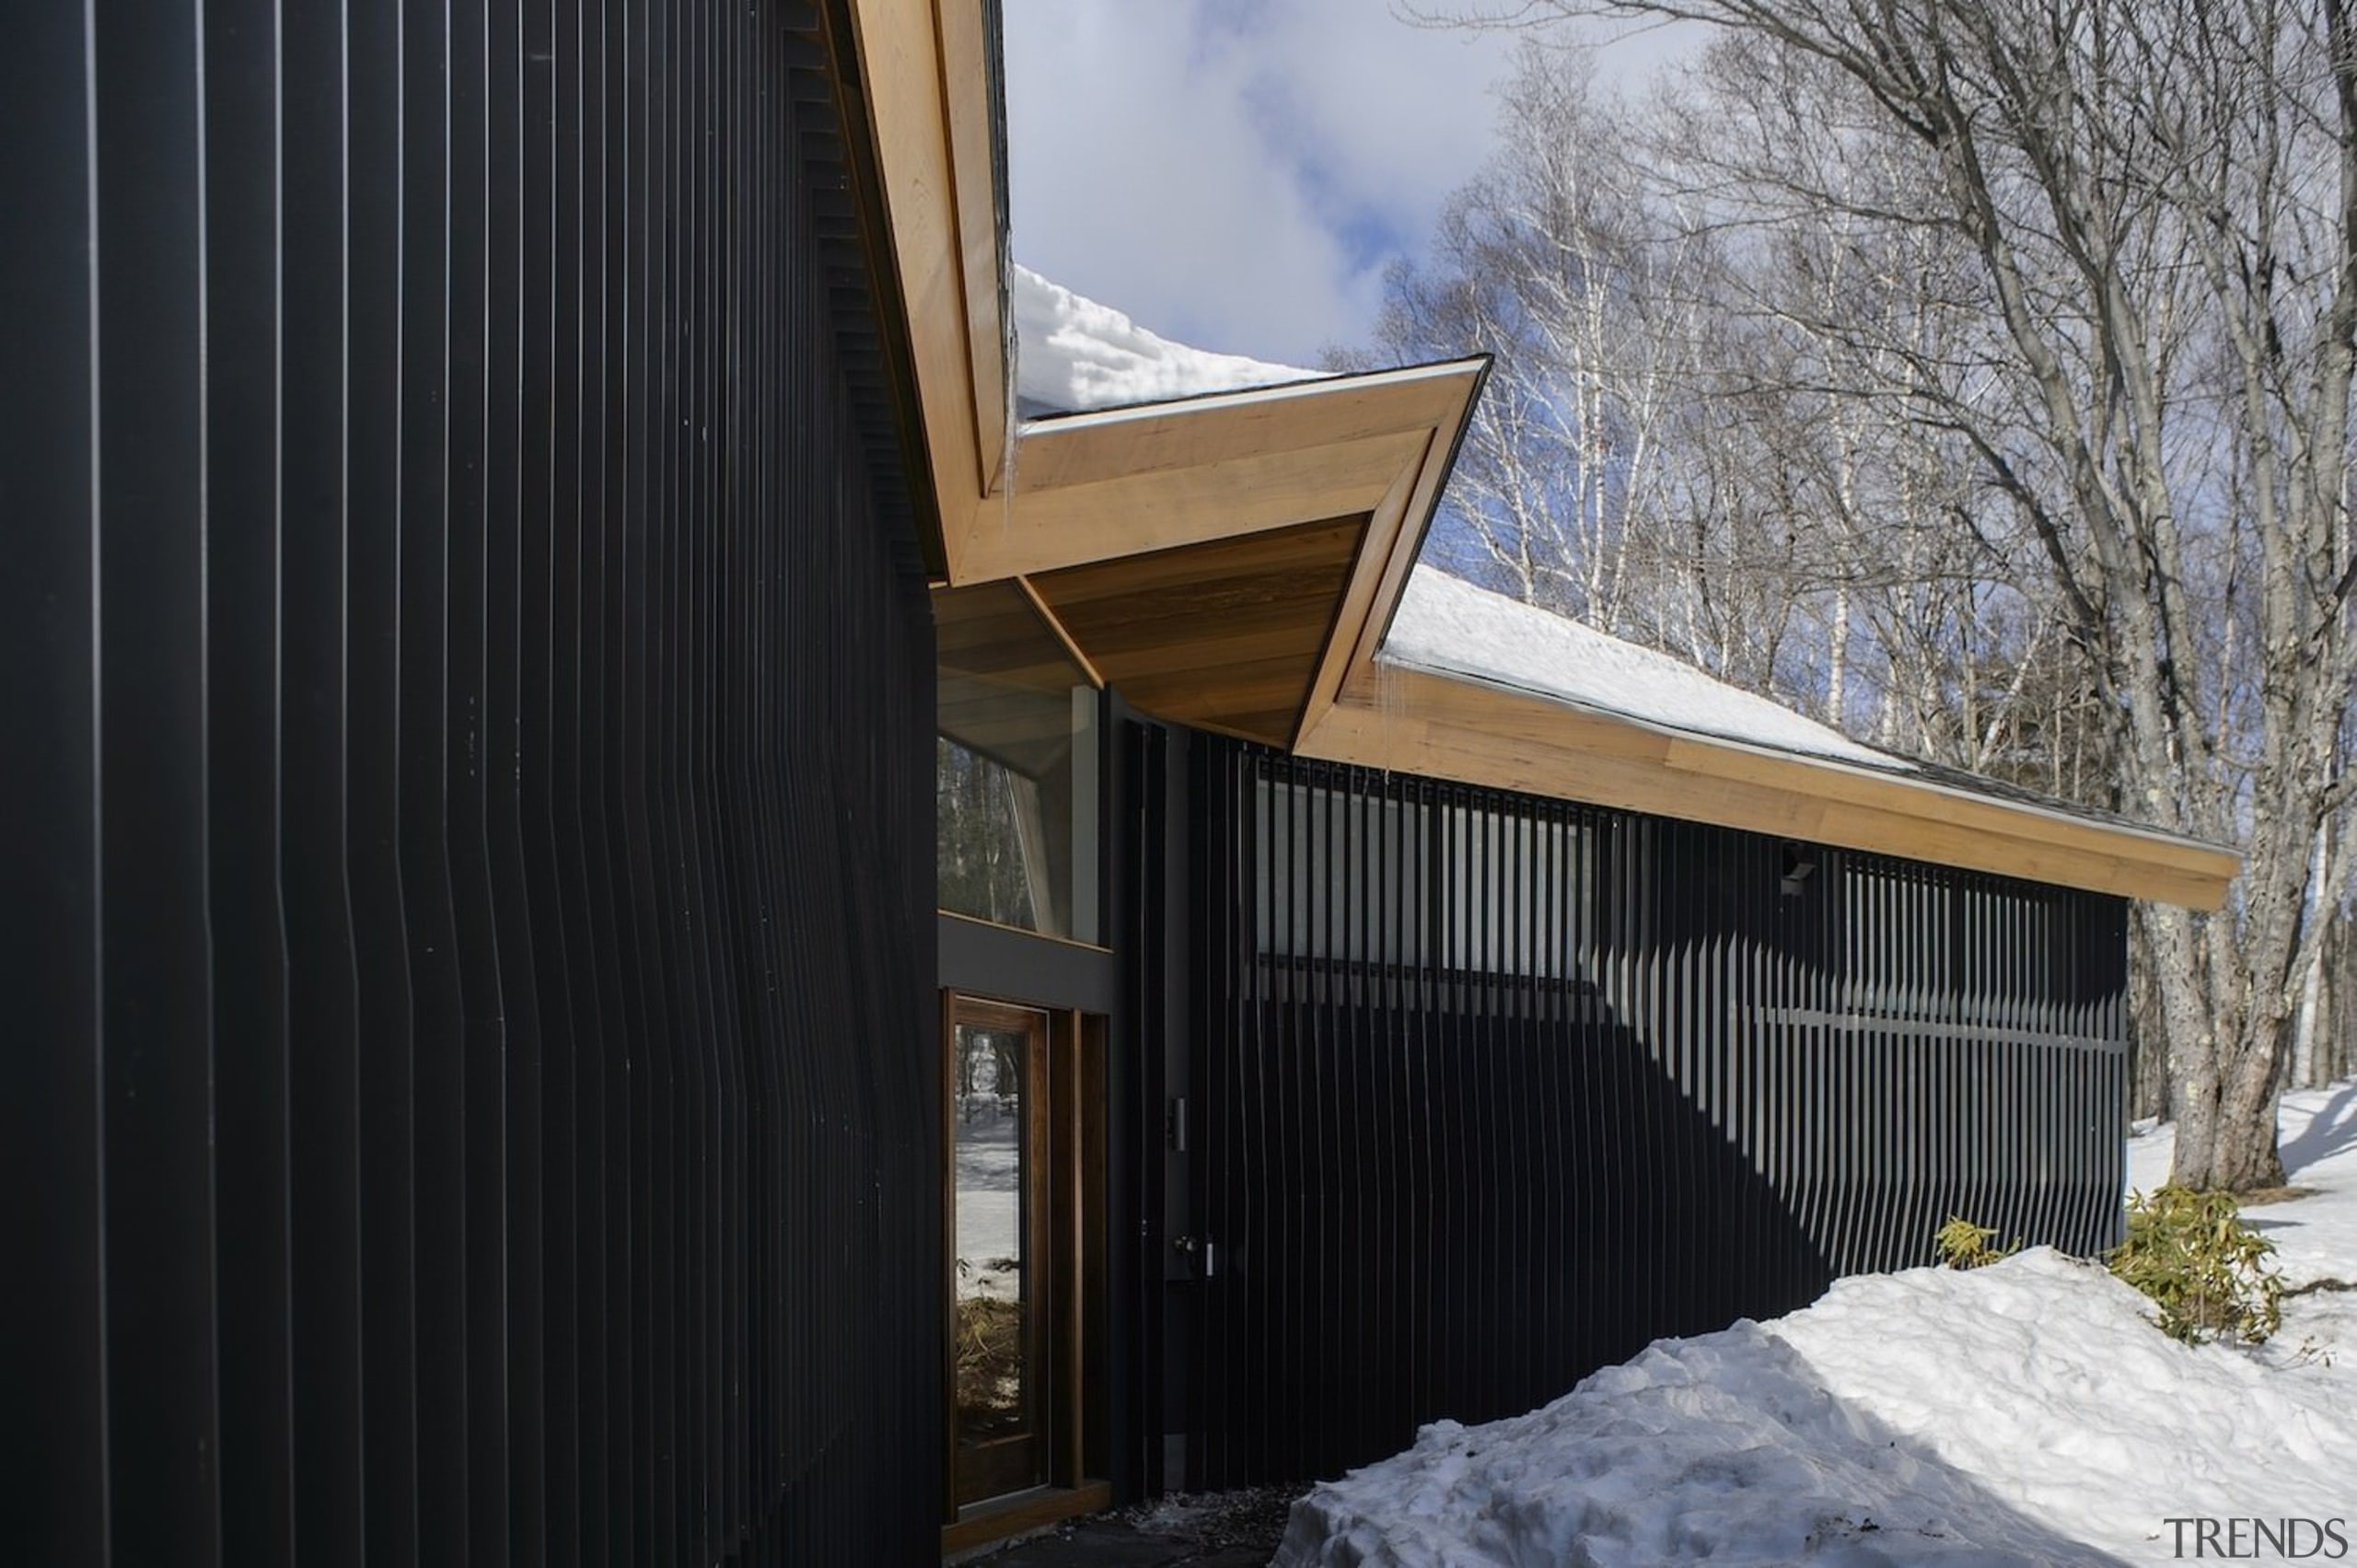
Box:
[1171,738,2129,1490]
[4,3,943,1564]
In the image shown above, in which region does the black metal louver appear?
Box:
[1180,739,2127,1489]
[4,2,941,1563]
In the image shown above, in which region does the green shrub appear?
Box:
[2108,1186,2284,1345]
[1933,1214,2015,1269]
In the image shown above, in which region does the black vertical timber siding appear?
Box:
[1180,739,2128,1488]
[3,4,940,1564]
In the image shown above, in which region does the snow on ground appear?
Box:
[2128,1085,2357,1289]
[2127,1084,2357,1382]
[1278,1082,2357,1567]
[1010,263,1326,414]
[956,1105,1023,1302]
[1381,567,1909,770]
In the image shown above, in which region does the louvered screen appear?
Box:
[1182,739,2127,1487]
[5,4,940,1562]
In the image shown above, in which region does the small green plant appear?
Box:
[2108,1186,2284,1345]
[1933,1214,2015,1269]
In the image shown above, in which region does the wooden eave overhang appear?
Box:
[1301,662,2239,910]
[841,0,2241,911]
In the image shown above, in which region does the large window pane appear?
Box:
[935,583,1100,942]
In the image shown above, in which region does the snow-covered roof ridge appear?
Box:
[1009,262,1329,415]
[1381,565,1905,771]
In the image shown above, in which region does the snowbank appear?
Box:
[2128,1082,2357,1386]
[1280,1081,2357,1567]
[2129,1083,2357,1288]
[1009,263,1326,414]
[1279,1253,2357,1565]
[1382,567,1906,770]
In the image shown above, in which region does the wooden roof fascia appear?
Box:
[952,429,1428,583]
[948,363,1485,586]
[938,0,1007,490]
[843,0,1481,590]
[1403,658,2235,877]
[1293,359,1486,749]
[846,0,1004,581]
[1298,667,2237,910]
[1289,456,1422,749]
[1651,733,2235,877]
[806,0,948,575]
[989,361,1482,494]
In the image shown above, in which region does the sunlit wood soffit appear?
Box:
[1027,514,1372,749]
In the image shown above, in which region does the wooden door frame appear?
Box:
[940,991,1109,1545]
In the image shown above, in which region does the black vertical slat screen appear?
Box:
[1185,739,2129,1489]
[0,4,108,1556]
[6,2,939,1563]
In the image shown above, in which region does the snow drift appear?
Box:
[1278,1246,2357,1566]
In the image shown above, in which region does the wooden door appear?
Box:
[946,997,1052,1505]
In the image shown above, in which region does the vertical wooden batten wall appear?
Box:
[1173,739,2129,1489]
[3,2,941,1563]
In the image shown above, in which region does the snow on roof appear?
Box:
[1010,263,1329,415]
[1382,565,1907,771]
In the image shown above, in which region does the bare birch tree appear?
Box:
[1433,0,2357,1188]
[1355,51,1713,632]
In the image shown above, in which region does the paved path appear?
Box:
[967,1489,1295,1568]
[970,1518,1270,1568]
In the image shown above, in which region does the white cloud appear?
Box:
[1003,1,1515,366]
[1002,2,1702,366]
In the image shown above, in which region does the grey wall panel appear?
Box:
[6,3,940,1562]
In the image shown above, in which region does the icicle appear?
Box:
[1375,656,1404,784]
[999,256,1020,538]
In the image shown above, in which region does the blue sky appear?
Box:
[1002,1,1702,367]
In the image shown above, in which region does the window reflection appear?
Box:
[953,1020,1031,1446]
[935,583,1099,942]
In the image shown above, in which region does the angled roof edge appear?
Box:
[957,357,1488,585]
[841,0,2240,910]
[843,0,1007,564]
[1378,654,2231,864]
[1376,569,2233,863]
[1297,667,2236,909]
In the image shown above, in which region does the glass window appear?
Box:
[951,1013,1036,1450]
[935,583,1100,943]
